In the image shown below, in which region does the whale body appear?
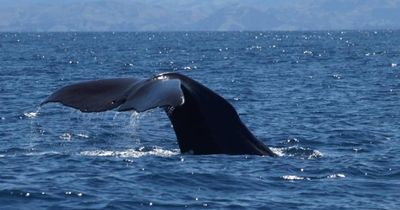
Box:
[42,72,275,156]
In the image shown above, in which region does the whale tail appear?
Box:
[42,73,275,156]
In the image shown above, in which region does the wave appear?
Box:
[0,148,62,157]
[282,173,346,181]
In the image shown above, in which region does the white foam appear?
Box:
[303,50,313,55]
[59,133,72,140]
[24,111,38,118]
[80,148,179,158]
[282,175,307,180]
[308,150,323,159]
[327,173,346,179]
[269,147,285,157]
[269,147,323,159]
[76,133,89,138]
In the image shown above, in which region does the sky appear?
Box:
[0,0,399,31]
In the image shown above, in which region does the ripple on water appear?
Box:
[2,31,399,210]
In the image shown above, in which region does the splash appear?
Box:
[270,147,285,157]
[270,146,323,159]
[129,111,142,128]
[80,148,179,158]
[24,107,41,119]
[24,112,38,118]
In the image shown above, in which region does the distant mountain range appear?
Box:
[1,0,399,31]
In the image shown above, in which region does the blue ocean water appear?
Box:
[0,31,399,209]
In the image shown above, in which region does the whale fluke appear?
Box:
[42,77,184,113]
[42,72,275,156]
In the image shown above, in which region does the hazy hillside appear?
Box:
[0,0,399,31]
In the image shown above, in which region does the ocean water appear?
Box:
[0,31,399,209]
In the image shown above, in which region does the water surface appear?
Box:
[0,31,399,209]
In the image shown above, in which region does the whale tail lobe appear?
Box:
[41,76,184,113]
